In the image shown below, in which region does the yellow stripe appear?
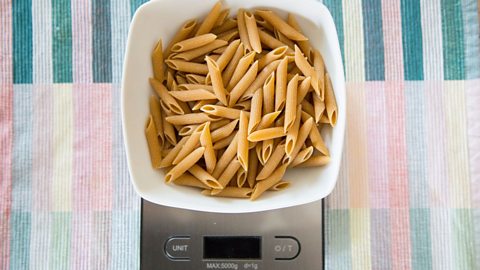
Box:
[343,0,365,82]
[350,208,372,269]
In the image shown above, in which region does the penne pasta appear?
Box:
[228,61,259,106]
[217,29,239,42]
[214,9,230,27]
[301,100,315,118]
[290,146,314,167]
[255,9,307,41]
[222,42,245,86]
[195,1,223,36]
[178,84,213,91]
[178,125,198,136]
[240,60,281,102]
[169,89,218,101]
[149,95,164,146]
[248,127,285,142]
[213,131,237,150]
[296,154,330,168]
[237,111,249,171]
[324,73,337,126]
[173,131,202,165]
[205,57,228,105]
[247,148,259,188]
[258,46,288,70]
[255,14,274,32]
[262,139,274,164]
[244,11,262,53]
[257,111,282,130]
[237,167,247,187]
[312,91,325,123]
[159,136,188,168]
[313,49,325,100]
[173,40,227,61]
[216,39,241,71]
[269,180,290,191]
[211,119,239,142]
[258,29,293,53]
[248,89,263,133]
[216,158,241,189]
[145,115,162,168]
[274,30,295,50]
[232,100,252,110]
[210,119,232,130]
[256,142,286,180]
[284,74,299,132]
[294,45,320,96]
[188,164,221,189]
[262,72,275,114]
[173,173,210,189]
[251,163,288,200]
[201,105,245,120]
[297,76,312,105]
[171,33,217,52]
[237,9,252,51]
[200,122,217,173]
[275,57,289,111]
[283,118,314,165]
[212,18,237,34]
[176,74,187,84]
[287,13,312,62]
[164,19,197,58]
[162,110,178,145]
[256,142,265,165]
[308,124,330,156]
[227,51,256,91]
[166,59,209,75]
[212,134,239,178]
[203,187,252,198]
[150,78,184,115]
[152,39,164,82]
[285,105,302,156]
[165,147,205,182]
[185,74,206,84]
[191,99,217,111]
[166,112,222,125]
[213,46,228,54]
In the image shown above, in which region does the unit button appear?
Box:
[164,237,191,260]
[273,236,300,260]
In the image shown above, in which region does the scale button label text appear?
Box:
[165,237,191,260]
[273,237,300,260]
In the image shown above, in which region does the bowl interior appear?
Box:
[122,0,346,213]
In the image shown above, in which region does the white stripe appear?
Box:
[32,0,52,83]
[420,0,444,80]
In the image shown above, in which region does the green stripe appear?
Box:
[50,212,71,270]
[362,0,385,80]
[453,209,477,269]
[410,209,432,270]
[130,0,148,18]
[52,0,73,83]
[401,0,424,80]
[10,212,31,270]
[441,0,465,80]
[325,209,352,269]
[461,0,480,79]
[93,0,112,82]
[12,0,33,83]
[323,0,345,70]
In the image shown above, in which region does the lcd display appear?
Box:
[203,236,261,259]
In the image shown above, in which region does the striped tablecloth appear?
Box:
[0,0,479,269]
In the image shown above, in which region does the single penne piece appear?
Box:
[324,73,337,126]
[171,33,217,52]
[312,91,325,123]
[169,89,218,102]
[188,164,222,189]
[262,139,274,163]
[145,115,162,168]
[222,43,245,86]
[162,111,177,145]
[200,122,217,173]
[301,100,315,118]
[257,29,293,53]
[294,45,320,96]
[211,18,238,34]
[152,39,164,82]
[173,40,228,61]
[176,74,187,85]
[274,30,295,50]
[212,134,239,178]
[173,173,210,189]
[164,19,197,58]
[282,118,314,164]
[165,147,205,182]
[173,131,201,165]
[166,70,175,90]
[237,167,247,187]
[290,146,314,167]
[178,84,214,91]
[213,46,228,54]
[237,9,252,51]
[244,10,262,53]
[149,78,184,115]
[191,99,217,111]
[166,112,222,125]
[216,39,241,71]
[228,61,259,106]
[240,60,281,102]
[248,127,285,142]
[287,13,312,61]
[178,124,198,136]
[214,9,230,27]
[204,187,252,198]
[217,29,239,42]
[237,111,249,171]
[247,148,259,188]
[195,1,223,36]
[275,114,285,127]
[257,111,281,130]
[275,57,288,111]
[211,119,239,142]
[262,72,275,114]
[296,154,330,167]
[149,95,164,146]
[213,131,237,150]
[297,76,312,105]
[216,158,242,189]
[285,105,302,156]
[185,74,206,84]
[255,14,274,31]
[205,57,228,105]
[248,89,263,133]
[251,163,288,200]
[258,46,288,70]
[210,119,231,130]
[256,142,264,165]
[308,124,329,156]
[201,105,245,120]
[166,60,209,75]
[284,74,299,132]
[256,142,286,180]
[159,136,188,168]
[313,49,326,100]
[232,100,252,110]
[269,181,290,191]
[255,9,307,41]
[227,51,256,91]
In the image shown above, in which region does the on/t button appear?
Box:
[273,236,301,260]
[164,237,191,260]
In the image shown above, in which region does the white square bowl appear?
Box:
[122,0,346,213]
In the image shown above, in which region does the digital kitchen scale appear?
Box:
[141,199,324,270]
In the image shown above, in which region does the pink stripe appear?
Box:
[425,81,449,207]
[32,85,53,211]
[386,82,411,270]
[365,82,389,208]
[381,0,404,81]
[73,84,112,211]
[72,0,92,82]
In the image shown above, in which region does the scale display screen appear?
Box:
[203,236,262,259]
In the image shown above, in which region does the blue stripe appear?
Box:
[111,211,141,269]
[93,0,112,83]
[325,209,352,269]
[12,0,33,83]
[410,209,432,270]
[52,0,73,83]
[370,209,391,269]
[461,0,480,79]
[323,0,345,71]
[10,212,31,270]
[12,85,33,211]
[401,0,424,80]
[362,0,385,81]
